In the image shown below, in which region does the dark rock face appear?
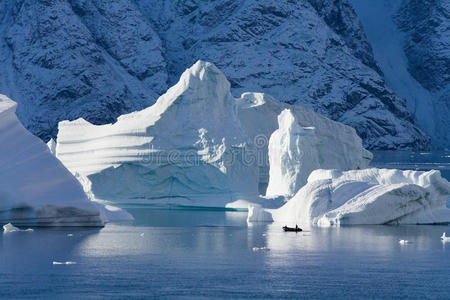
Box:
[395,0,450,147]
[0,0,429,149]
[395,0,450,91]
[0,0,167,141]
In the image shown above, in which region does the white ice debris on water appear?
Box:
[96,204,134,223]
[259,168,450,226]
[441,233,450,242]
[53,261,77,265]
[399,240,409,245]
[0,94,107,226]
[247,205,273,223]
[252,247,270,252]
[53,61,371,208]
[2,223,33,233]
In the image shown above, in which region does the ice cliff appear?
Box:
[266,109,371,197]
[0,0,429,150]
[0,95,104,226]
[54,61,370,207]
[269,168,450,226]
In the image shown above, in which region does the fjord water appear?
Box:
[1,211,450,299]
[1,151,449,299]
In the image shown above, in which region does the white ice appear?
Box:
[53,61,370,208]
[0,95,104,226]
[262,168,450,226]
[265,109,371,197]
[2,223,33,233]
[441,233,450,242]
[52,261,77,265]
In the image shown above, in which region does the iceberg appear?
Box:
[54,61,371,208]
[55,61,259,207]
[0,95,104,226]
[265,109,372,197]
[236,93,372,195]
[2,223,33,233]
[269,168,450,226]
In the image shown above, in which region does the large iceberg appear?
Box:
[54,61,371,208]
[236,93,372,195]
[265,109,371,197]
[269,168,450,226]
[55,61,259,207]
[0,95,104,226]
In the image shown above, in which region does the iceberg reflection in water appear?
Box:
[1,208,450,299]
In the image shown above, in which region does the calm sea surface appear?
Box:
[0,151,449,299]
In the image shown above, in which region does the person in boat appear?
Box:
[295,224,299,230]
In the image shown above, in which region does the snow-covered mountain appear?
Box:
[350,0,450,149]
[0,0,167,141]
[0,0,431,149]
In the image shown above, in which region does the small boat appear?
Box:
[283,225,302,232]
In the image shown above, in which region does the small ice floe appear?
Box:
[399,240,409,245]
[140,233,145,237]
[53,261,77,265]
[3,223,34,234]
[252,247,270,252]
[441,232,450,242]
[67,234,73,237]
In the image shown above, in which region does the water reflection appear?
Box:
[1,210,450,299]
[0,227,100,290]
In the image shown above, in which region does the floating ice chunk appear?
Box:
[271,168,450,226]
[252,247,270,252]
[96,204,134,223]
[441,232,450,242]
[53,261,77,265]
[140,233,145,237]
[3,223,33,233]
[399,240,409,245]
[67,234,73,237]
[247,205,273,223]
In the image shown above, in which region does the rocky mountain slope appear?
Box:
[0,0,429,149]
[351,0,450,149]
[395,0,450,148]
